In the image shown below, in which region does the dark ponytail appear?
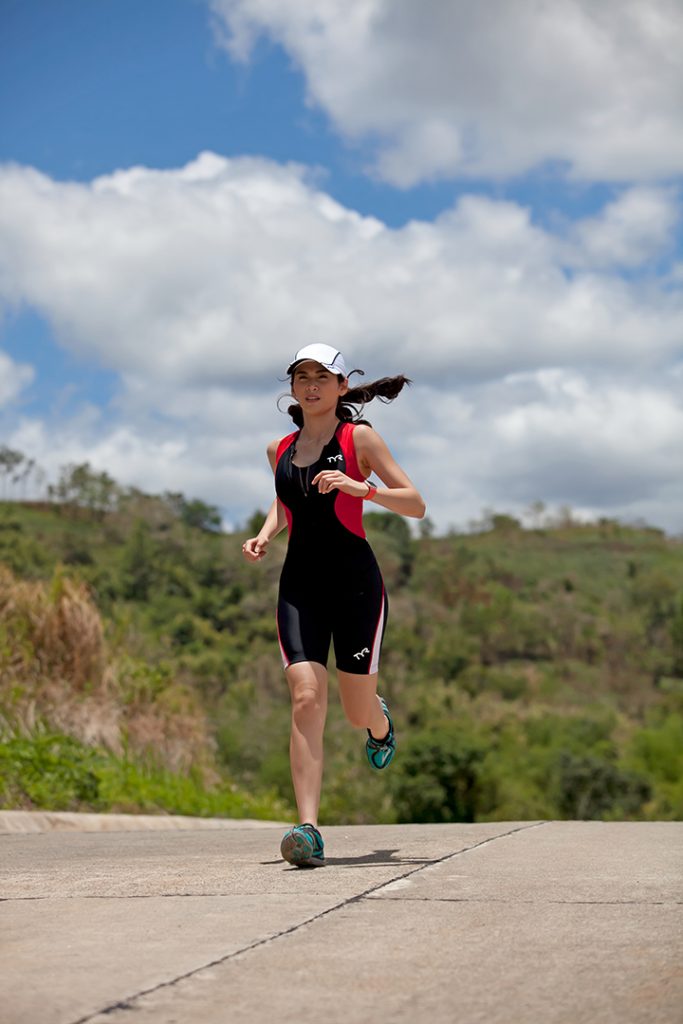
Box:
[286,372,411,428]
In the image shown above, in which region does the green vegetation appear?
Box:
[1,470,682,823]
[0,733,287,819]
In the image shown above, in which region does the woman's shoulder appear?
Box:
[268,432,297,471]
[350,422,375,438]
[270,430,298,451]
[339,421,374,440]
[349,422,381,449]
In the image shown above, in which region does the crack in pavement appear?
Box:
[2,883,430,902]
[10,894,677,908]
[68,821,547,1024]
[366,896,680,906]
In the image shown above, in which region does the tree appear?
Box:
[490,513,522,533]
[244,509,268,537]
[554,753,650,819]
[119,520,156,600]
[16,456,35,498]
[49,463,119,516]
[392,725,485,822]
[418,515,435,539]
[670,596,683,677]
[365,510,414,582]
[468,508,522,534]
[180,499,222,533]
[527,500,547,529]
[163,492,222,532]
[0,446,24,498]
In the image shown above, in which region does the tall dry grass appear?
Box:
[0,566,213,775]
[0,568,105,688]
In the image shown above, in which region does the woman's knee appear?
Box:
[287,664,327,723]
[291,685,324,720]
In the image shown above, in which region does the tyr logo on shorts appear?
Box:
[353,647,370,660]
[327,454,343,463]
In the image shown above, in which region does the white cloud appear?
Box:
[391,372,683,533]
[210,0,683,185]
[1,158,680,396]
[490,371,683,501]
[8,406,279,529]
[567,187,681,269]
[0,350,33,408]
[0,154,682,533]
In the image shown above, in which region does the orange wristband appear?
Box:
[364,481,378,500]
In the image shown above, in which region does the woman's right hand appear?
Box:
[242,536,269,562]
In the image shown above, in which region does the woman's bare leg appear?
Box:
[337,671,388,737]
[285,661,328,826]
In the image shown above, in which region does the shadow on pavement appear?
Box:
[261,848,434,868]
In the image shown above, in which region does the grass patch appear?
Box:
[0,730,291,821]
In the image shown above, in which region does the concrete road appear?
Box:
[1,817,681,1024]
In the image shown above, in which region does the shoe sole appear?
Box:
[280,832,326,868]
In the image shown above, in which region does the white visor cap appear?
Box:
[287,344,347,378]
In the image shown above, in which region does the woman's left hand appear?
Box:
[311,470,367,497]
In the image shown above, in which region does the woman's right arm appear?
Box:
[242,439,287,562]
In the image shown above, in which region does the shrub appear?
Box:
[553,752,650,819]
[391,724,486,822]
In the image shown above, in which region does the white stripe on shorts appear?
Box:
[369,589,386,675]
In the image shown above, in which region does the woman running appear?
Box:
[242,344,425,867]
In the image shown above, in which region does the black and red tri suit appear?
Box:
[274,421,387,675]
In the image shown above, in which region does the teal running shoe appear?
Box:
[280,823,326,867]
[366,696,395,770]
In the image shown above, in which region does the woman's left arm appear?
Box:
[354,425,426,519]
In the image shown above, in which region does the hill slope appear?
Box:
[1,496,681,822]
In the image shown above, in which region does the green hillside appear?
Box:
[1,479,682,823]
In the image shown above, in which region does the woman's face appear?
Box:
[291,360,348,412]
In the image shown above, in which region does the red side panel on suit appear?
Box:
[334,422,366,538]
[275,432,297,534]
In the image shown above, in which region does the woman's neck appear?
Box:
[298,411,340,444]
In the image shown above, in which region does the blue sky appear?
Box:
[1,0,682,532]
[3,0,468,420]
[3,0,467,219]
